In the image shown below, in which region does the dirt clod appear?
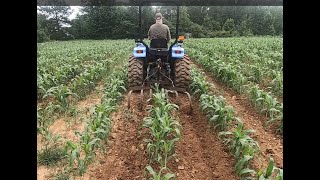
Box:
[213,172,220,178]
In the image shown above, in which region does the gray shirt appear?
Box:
[148,23,171,43]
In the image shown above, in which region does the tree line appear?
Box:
[37,6,283,42]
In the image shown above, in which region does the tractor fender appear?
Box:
[133,43,147,58]
[171,46,184,59]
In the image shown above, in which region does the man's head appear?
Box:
[155,13,163,24]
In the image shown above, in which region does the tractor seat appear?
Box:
[149,39,169,56]
[150,39,168,48]
[149,48,168,56]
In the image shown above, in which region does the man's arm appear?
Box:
[166,26,171,44]
[148,27,151,40]
[148,25,154,40]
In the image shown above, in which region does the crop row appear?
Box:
[186,37,283,98]
[62,65,128,176]
[143,85,181,179]
[37,40,132,100]
[186,51,282,133]
[190,67,283,180]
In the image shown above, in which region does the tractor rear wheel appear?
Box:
[174,55,191,89]
[128,56,144,88]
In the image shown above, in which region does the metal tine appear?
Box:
[149,88,153,98]
[147,89,153,104]
[166,90,179,99]
[174,90,179,99]
[165,89,169,99]
[140,89,144,101]
[128,90,133,109]
[185,91,193,114]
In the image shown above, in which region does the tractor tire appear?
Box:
[174,55,191,89]
[128,56,144,88]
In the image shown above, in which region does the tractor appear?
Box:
[127,0,192,110]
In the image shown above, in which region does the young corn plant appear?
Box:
[274,168,283,180]
[37,107,50,134]
[267,70,283,97]
[257,92,279,118]
[220,121,260,159]
[65,125,101,176]
[256,157,283,180]
[249,85,264,109]
[219,121,260,178]
[146,165,175,180]
[270,73,283,97]
[43,85,77,110]
[256,158,275,180]
[235,154,256,178]
[88,103,114,148]
[200,94,237,131]
[102,78,127,103]
[249,85,283,132]
[65,140,82,173]
[37,101,62,132]
[191,67,238,131]
[266,103,283,133]
[233,75,248,94]
[189,68,211,96]
[249,65,263,84]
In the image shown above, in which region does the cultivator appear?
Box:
[127,85,192,113]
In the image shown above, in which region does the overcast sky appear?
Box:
[69,6,81,20]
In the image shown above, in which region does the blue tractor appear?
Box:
[128,1,192,109]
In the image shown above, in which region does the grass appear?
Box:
[37,147,66,167]
[55,171,70,180]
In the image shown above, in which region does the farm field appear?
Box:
[37,37,283,180]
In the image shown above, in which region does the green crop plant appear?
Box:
[257,158,275,179]
[219,121,260,178]
[219,121,260,160]
[248,85,283,132]
[65,140,82,173]
[200,94,237,131]
[249,65,263,84]
[65,125,101,176]
[43,85,77,109]
[189,67,212,96]
[256,157,283,180]
[88,103,114,143]
[274,168,283,180]
[270,72,283,97]
[146,165,175,180]
[235,154,256,178]
[190,67,238,131]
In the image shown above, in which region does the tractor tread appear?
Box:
[128,57,143,88]
[175,56,191,89]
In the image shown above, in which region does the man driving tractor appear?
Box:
[148,13,171,48]
[128,5,191,111]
